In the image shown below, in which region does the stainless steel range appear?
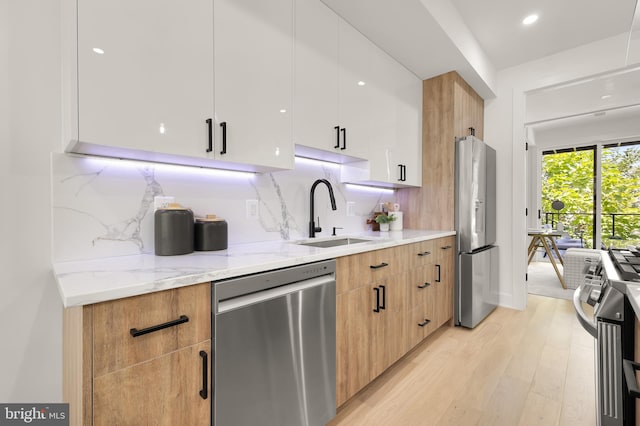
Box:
[574,247,640,425]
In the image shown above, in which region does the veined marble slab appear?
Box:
[53,229,455,307]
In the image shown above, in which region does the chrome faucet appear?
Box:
[309,179,337,238]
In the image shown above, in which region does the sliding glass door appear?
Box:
[541,141,640,249]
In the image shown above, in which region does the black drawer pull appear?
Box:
[373,287,381,313]
[199,351,208,400]
[435,265,441,283]
[417,282,431,289]
[129,315,189,337]
[418,319,431,327]
[370,262,389,269]
[417,251,431,257]
[441,245,452,250]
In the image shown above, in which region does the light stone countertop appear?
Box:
[53,229,455,307]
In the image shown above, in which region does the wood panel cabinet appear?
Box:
[406,239,438,350]
[335,245,408,406]
[434,237,455,328]
[397,71,484,229]
[336,238,455,407]
[63,283,211,426]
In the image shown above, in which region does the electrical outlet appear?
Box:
[346,201,356,217]
[154,196,175,210]
[246,199,259,219]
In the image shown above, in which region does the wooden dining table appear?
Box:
[527,230,566,289]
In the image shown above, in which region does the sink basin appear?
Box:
[296,237,372,248]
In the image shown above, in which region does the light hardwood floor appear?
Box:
[329,294,595,426]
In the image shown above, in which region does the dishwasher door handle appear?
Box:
[217,274,335,314]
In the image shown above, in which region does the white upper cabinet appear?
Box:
[293,0,341,161]
[339,29,422,188]
[338,20,392,161]
[366,59,422,187]
[70,0,214,162]
[213,0,294,171]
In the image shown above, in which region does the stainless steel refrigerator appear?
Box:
[455,135,499,328]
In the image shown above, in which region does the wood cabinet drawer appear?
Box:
[336,246,408,294]
[92,283,211,377]
[407,239,437,270]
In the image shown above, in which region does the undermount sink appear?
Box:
[296,237,372,248]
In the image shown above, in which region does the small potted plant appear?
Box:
[374,213,396,232]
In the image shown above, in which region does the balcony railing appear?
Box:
[543,211,640,248]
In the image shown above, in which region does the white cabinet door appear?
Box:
[338,20,387,160]
[75,0,214,160]
[294,0,339,156]
[340,33,422,188]
[214,0,294,171]
[387,62,422,187]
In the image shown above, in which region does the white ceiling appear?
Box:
[450,0,637,70]
[321,0,640,148]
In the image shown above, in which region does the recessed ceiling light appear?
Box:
[522,14,539,25]
[357,81,366,86]
[92,47,105,55]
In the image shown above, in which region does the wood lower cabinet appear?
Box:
[336,237,455,407]
[63,283,211,426]
[93,341,210,426]
[336,245,408,406]
[434,237,455,328]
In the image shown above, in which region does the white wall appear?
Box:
[486,32,640,310]
[1,0,63,401]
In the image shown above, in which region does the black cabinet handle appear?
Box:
[373,287,380,313]
[220,121,227,155]
[379,285,386,310]
[398,165,406,182]
[370,262,389,269]
[334,126,340,149]
[441,245,452,250]
[418,319,431,327]
[206,119,213,153]
[199,351,208,400]
[417,282,431,289]
[417,251,431,257]
[435,265,441,283]
[340,128,347,150]
[129,315,189,337]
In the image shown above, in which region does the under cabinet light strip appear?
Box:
[345,183,395,194]
[79,155,256,179]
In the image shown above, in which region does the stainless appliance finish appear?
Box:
[573,252,635,425]
[213,260,336,426]
[459,245,499,328]
[455,134,498,328]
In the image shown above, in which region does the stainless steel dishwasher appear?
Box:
[212,259,336,426]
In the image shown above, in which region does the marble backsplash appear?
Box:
[51,153,397,262]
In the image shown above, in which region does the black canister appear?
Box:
[194,215,228,251]
[154,205,194,256]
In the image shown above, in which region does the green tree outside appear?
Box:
[541,145,640,248]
